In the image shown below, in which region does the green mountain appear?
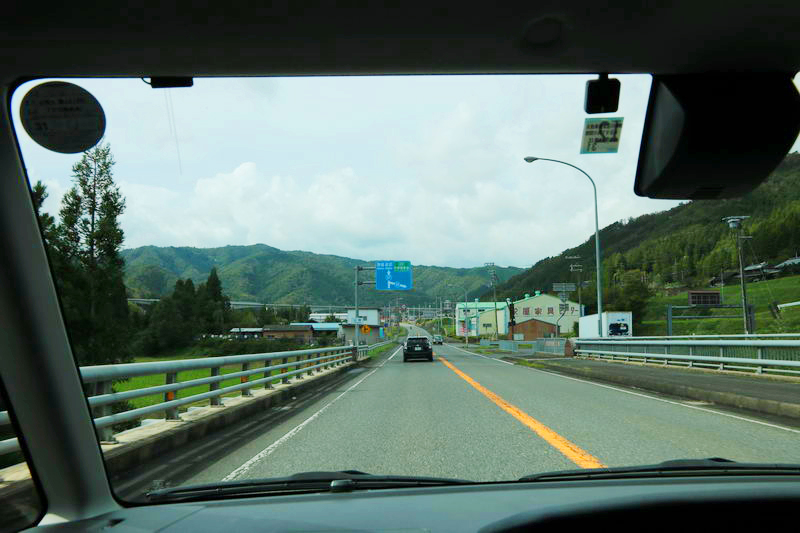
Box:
[492,152,800,304]
[121,244,522,306]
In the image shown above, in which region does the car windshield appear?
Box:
[5,73,800,505]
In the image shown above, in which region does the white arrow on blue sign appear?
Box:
[375,261,413,291]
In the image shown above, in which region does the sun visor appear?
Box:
[634,74,800,199]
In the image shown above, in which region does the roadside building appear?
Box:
[229,327,264,339]
[308,312,347,322]
[340,307,385,345]
[512,291,581,335]
[261,325,314,344]
[508,317,557,340]
[455,301,501,337]
[346,308,382,325]
[738,262,781,281]
[290,322,343,342]
[339,323,385,345]
[775,256,800,271]
[477,303,509,336]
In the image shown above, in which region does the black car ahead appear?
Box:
[403,336,433,362]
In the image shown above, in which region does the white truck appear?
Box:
[579,311,633,337]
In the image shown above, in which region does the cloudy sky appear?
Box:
[12,74,800,269]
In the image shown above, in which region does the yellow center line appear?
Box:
[436,354,606,469]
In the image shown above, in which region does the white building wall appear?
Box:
[346,309,380,325]
[513,294,581,334]
[478,306,508,335]
[455,302,501,337]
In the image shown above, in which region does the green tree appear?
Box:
[257,306,277,325]
[30,180,57,242]
[47,144,131,365]
[196,268,231,333]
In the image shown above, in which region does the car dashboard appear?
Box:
[33,475,800,532]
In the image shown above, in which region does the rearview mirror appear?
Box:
[634,74,800,199]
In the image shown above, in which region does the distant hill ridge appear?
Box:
[121,244,523,306]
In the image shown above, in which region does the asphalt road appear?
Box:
[172,324,800,486]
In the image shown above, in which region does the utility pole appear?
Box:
[354,266,359,347]
[463,288,469,345]
[567,256,582,315]
[485,262,499,340]
[353,265,376,348]
[723,216,751,334]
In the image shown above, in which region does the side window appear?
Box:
[0,376,45,532]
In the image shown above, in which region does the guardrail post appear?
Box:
[688,346,693,368]
[241,362,252,397]
[307,354,314,376]
[210,367,222,406]
[264,360,273,389]
[664,346,669,365]
[295,355,304,380]
[282,357,290,384]
[94,380,115,442]
[165,372,180,420]
[719,346,725,371]
[756,347,763,375]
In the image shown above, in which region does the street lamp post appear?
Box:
[723,216,751,334]
[525,156,603,337]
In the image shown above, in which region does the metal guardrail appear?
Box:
[585,334,800,340]
[574,338,800,376]
[0,340,395,458]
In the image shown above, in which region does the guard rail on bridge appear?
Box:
[573,337,800,377]
[0,340,394,458]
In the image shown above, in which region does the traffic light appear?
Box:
[508,303,516,326]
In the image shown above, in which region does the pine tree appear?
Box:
[54,143,131,365]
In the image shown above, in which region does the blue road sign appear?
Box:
[375,261,413,291]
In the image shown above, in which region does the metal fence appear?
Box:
[0,341,394,458]
[478,339,519,352]
[534,338,568,354]
[573,337,800,376]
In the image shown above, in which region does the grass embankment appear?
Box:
[367,342,397,358]
[638,274,800,335]
[387,325,408,339]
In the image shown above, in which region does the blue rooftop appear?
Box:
[290,322,342,331]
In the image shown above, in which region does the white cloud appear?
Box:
[19,74,763,268]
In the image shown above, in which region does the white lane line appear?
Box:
[222,346,402,481]
[520,364,800,435]
[444,343,514,365]
[449,343,799,434]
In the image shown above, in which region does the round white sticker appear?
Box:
[20,82,106,154]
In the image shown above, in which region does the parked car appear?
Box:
[433,335,443,345]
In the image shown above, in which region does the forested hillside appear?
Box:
[493,152,800,304]
[122,245,522,306]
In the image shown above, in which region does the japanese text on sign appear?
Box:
[580,117,623,154]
